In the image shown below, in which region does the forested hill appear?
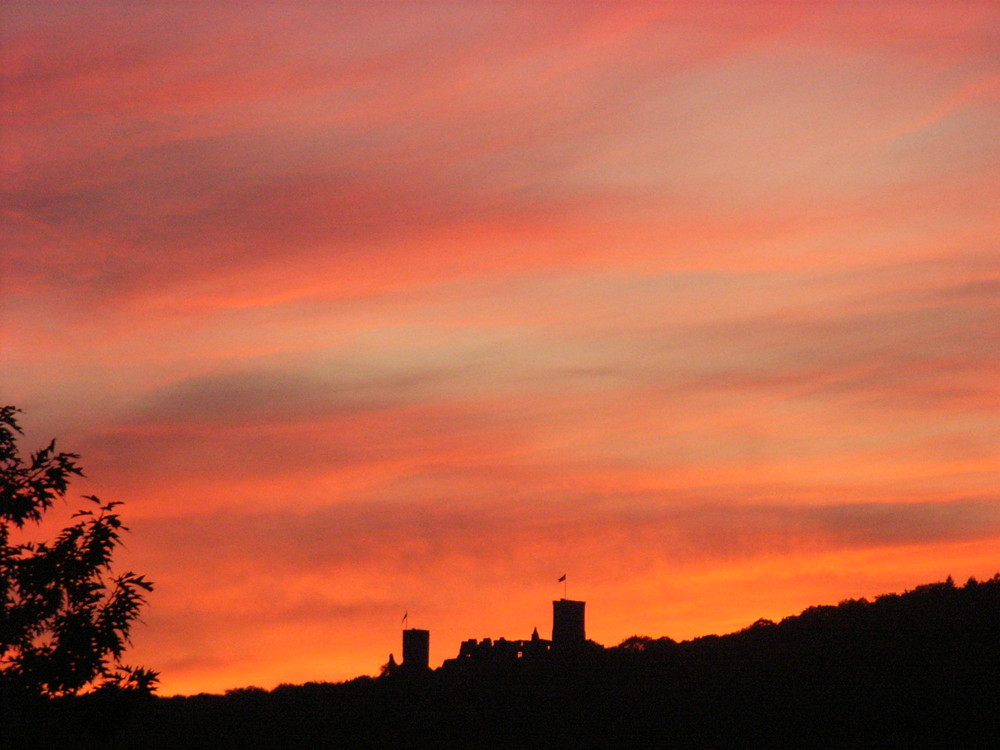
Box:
[20,575,1000,749]
[617,573,1000,667]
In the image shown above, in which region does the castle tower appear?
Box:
[402,628,430,670]
[551,599,585,646]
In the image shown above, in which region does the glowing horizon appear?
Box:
[2,1,998,695]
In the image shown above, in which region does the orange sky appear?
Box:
[2,1,998,696]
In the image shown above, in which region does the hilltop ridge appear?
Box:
[15,574,1000,749]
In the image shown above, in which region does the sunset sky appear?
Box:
[2,1,998,696]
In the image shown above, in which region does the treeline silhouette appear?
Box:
[17,575,1000,749]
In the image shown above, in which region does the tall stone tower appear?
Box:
[551,599,586,646]
[402,628,430,670]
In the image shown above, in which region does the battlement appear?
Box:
[398,599,587,673]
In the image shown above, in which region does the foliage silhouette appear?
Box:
[1,405,156,746]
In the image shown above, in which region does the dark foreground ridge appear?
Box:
[13,575,1000,749]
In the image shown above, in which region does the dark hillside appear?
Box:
[13,575,1000,749]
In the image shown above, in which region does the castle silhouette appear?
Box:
[394,598,587,672]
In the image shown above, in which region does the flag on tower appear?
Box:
[402,611,408,627]
[557,574,566,583]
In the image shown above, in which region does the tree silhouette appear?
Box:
[0,406,156,698]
